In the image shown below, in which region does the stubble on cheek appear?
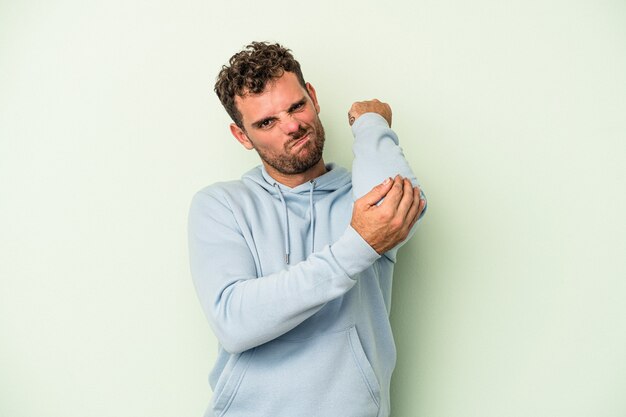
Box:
[254,118,326,176]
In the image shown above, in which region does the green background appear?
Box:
[1,0,624,416]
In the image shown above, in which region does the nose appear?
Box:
[279,114,301,134]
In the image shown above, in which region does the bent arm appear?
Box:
[350,112,427,259]
[188,190,379,354]
[351,113,420,197]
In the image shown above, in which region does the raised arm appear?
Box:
[349,99,421,197]
[348,99,427,259]
[190,102,426,353]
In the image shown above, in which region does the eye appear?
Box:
[258,119,275,129]
[289,100,306,113]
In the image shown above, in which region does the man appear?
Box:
[188,42,426,417]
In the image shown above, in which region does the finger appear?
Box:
[417,195,426,218]
[378,175,405,209]
[410,198,426,229]
[359,177,394,206]
[395,178,415,218]
[411,190,426,227]
[404,188,422,230]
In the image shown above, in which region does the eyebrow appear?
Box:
[251,97,307,129]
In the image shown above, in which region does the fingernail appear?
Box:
[383,177,391,185]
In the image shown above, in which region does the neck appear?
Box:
[264,159,327,188]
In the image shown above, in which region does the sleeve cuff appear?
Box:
[330,226,381,278]
[351,112,390,134]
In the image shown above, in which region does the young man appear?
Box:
[188,42,426,417]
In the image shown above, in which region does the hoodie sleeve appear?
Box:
[188,189,380,354]
[350,113,427,260]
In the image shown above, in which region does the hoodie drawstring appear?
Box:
[309,180,316,253]
[274,183,291,264]
[273,181,317,265]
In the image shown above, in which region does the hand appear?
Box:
[350,176,425,254]
[348,99,392,127]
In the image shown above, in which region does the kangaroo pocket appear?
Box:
[212,326,381,417]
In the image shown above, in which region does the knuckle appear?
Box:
[378,211,392,222]
[390,218,403,230]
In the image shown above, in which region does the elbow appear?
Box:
[218,339,249,355]
[210,316,260,355]
[215,330,255,355]
[204,285,262,354]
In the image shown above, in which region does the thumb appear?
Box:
[361,177,393,206]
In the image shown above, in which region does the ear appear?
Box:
[230,123,254,150]
[306,82,320,114]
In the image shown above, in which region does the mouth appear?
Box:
[290,133,310,151]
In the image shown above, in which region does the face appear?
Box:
[229,72,326,181]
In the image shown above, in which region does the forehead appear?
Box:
[235,72,307,124]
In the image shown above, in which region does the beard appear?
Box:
[254,117,326,176]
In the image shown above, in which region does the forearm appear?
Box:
[350,112,427,259]
[351,113,419,199]
[188,191,379,354]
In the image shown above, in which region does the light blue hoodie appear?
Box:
[188,113,426,417]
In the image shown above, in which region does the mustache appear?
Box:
[290,126,309,140]
[286,127,310,149]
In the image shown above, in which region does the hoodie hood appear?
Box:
[241,163,351,264]
[242,163,351,195]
